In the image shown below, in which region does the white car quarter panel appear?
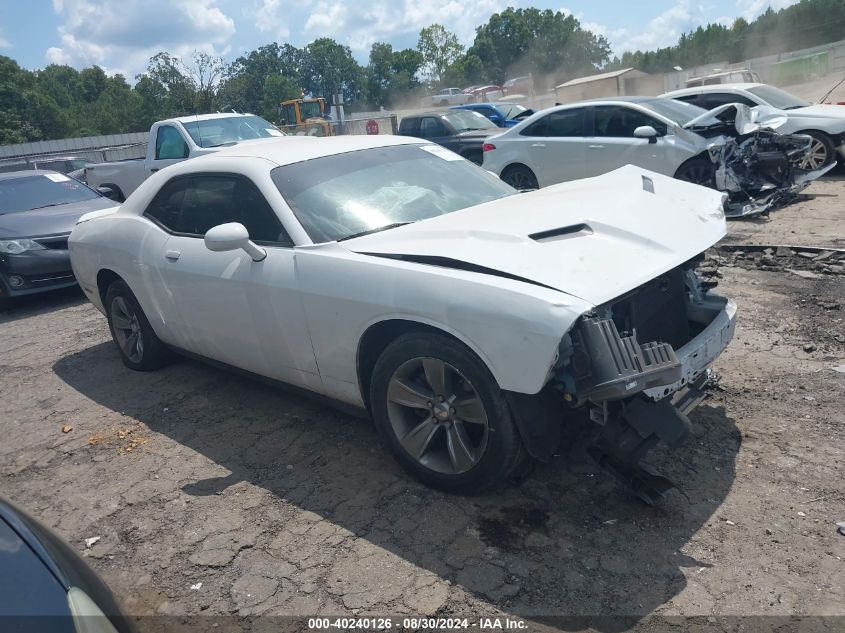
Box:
[295,243,592,406]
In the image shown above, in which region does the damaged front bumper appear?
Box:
[720,162,836,218]
[549,268,737,503]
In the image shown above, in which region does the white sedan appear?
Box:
[661,83,845,168]
[69,136,736,502]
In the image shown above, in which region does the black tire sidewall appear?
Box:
[503,165,538,190]
[675,158,715,187]
[370,332,522,493]
[104,280,168,371]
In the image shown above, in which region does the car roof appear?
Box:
[456,102,517,108]
[188,135,426,169]
[0,169,63,181]
[665,83,763,95]
[555,96,673,107]
[165,112,261,125]
[405,111,451,117]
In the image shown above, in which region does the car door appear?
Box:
[518,108,588,186]
[585,105,673,177]
[146,125,190,178]
[142,172,322,391]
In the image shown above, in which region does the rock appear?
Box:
[765,528,773,535]
[802,343,816,353]
[455,561,505,598]
[775,246,794,257]
[230,574,278,610]
[813,250,836,262]
[764,248,774,255]
[84,536,101,548]
[760,255,777,266]
[786,269,822,280]
[797,252,817,259]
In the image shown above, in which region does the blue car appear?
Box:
[450,102,534,128]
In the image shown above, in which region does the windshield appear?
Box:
[442,110,498,132]
[642,98,708,125]
[182,115,284,148]
[747,85,810,110]
[0,173,100,215]
[271,144,515,243]
[300,101,324,119]
[499,104,528,119]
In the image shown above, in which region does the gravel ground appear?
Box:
[1,176,843,632]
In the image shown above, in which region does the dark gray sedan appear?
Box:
[0,170,117,299]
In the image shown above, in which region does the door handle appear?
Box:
[531,143,546,148]
[588,144,605,149]
[150,168,159,173]
[164,250,181,261]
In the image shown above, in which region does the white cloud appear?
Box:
[736,0,801,21]
[45,0,236,77]
[253,0,290,40]
[0,27,10,49]
[301,0,511,54]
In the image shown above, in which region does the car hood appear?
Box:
[790,103,845,119]
[684,103,788,133]
[0,197,117,238]
[343,165,726,306]
[456,129,498,139]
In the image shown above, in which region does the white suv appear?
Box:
[662,83,845,168]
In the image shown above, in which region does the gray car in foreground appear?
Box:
[0,170,117,299]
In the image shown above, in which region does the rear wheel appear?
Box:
[501,164,539,190]
[105,280,171,371]
[796,131,835,170]
[674,158,716,188]
[370,332,526,493]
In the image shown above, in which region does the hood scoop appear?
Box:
[529,223,592,242]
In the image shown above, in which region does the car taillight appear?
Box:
[482,143,496,152]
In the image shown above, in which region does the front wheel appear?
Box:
[105,280,171,371]
[370,332,526,493]
[796,131,835,170]
[674,158,716,188]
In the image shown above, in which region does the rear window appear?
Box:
[0,174,100,215]
[271,144,515,243]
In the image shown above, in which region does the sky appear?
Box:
[0,0,801,79]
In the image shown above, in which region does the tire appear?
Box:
[105,280,171,371]
[370,332,526,493]
[795,131,835,170]
[438,100,448,106]
[674,157,716,188]
[501,164,539,190]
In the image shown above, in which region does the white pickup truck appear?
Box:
[84,113,285,201]
[420,88,473,108]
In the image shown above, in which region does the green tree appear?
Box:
[303,38,361,104]
[417,24,464,85]
[259,74,299,121]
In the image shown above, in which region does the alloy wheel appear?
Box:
[385,357,489,475]
[110,296,144,364]
[798,138,828,170]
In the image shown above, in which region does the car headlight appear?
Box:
[0,239,46,254]
[67,587,120,633]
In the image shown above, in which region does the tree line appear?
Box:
[609,0,845,73]
[0,7,609,144]
[1,0,844,144]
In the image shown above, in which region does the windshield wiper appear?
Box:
[28,203,62,210]
[205,141,238,148]
[337,222,412,242]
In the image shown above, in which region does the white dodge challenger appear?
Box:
[69,135,737,502]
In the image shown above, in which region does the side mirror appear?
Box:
[204,222,266,262]
[633,125,659,144]
[96,186,120,201]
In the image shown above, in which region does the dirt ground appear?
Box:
[1,175,843,632]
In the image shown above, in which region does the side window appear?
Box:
[144,175,290,245]
[419,117,447,137]
[521,116,548,137]
[593,106,667,137]
[673,94,704,107]
[155,125,189,160]
[398,118,419,135]
[546,109,586,137]
[704,92,757,108]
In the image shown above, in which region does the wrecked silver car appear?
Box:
[683,104,835,217]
